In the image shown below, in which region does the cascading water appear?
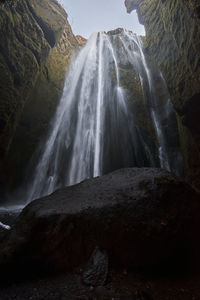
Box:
[24,28,182,203]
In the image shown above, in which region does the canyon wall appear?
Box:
[0,0,79,190]
[125,0,200,190]
[1,0,199,194]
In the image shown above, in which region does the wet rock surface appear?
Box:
[0,210,20,227]
[0,168,199,283]
[82,247,108,287]
[0,0,79,191]
[124,0,200,191]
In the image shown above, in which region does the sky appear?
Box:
[58,0,145,38]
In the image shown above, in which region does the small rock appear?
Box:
[82,247,108,287]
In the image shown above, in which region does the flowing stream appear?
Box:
[24,29,182,203]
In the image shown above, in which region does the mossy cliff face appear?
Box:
[0,0,79,189]
[76,35,87,47]
[125,0,200,190]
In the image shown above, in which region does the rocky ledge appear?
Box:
[76,35,87,46]
[0,168,199,283]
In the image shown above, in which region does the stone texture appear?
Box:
[125,0,200,190]
[108,29,181,173]
[0,168,199,281]
[0,0,79,190]
[82,247,108,286]
[76,35,87,46]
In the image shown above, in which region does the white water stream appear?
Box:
[22,29,182,203]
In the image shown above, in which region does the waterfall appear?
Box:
[24,29,182,203]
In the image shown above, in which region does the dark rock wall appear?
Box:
[1,0,199,192]
[0,0,79,189]
[125,0,200,190]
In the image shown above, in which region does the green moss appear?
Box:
[0,0,79,188]
[125,0,200,190]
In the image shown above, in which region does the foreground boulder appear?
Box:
[0,168,200,280]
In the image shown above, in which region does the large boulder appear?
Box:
[0,168,200,280]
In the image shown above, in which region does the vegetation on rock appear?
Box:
[125,0,200,190]
[0,0,79,190]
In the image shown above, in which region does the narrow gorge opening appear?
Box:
[0,0,200,297]
[2,0,183,206]
[58,0,145,38]
[22,30,182,203]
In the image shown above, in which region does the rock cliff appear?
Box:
[0,0,79,190]
[76,35,87,46]
[125,0,200,190]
